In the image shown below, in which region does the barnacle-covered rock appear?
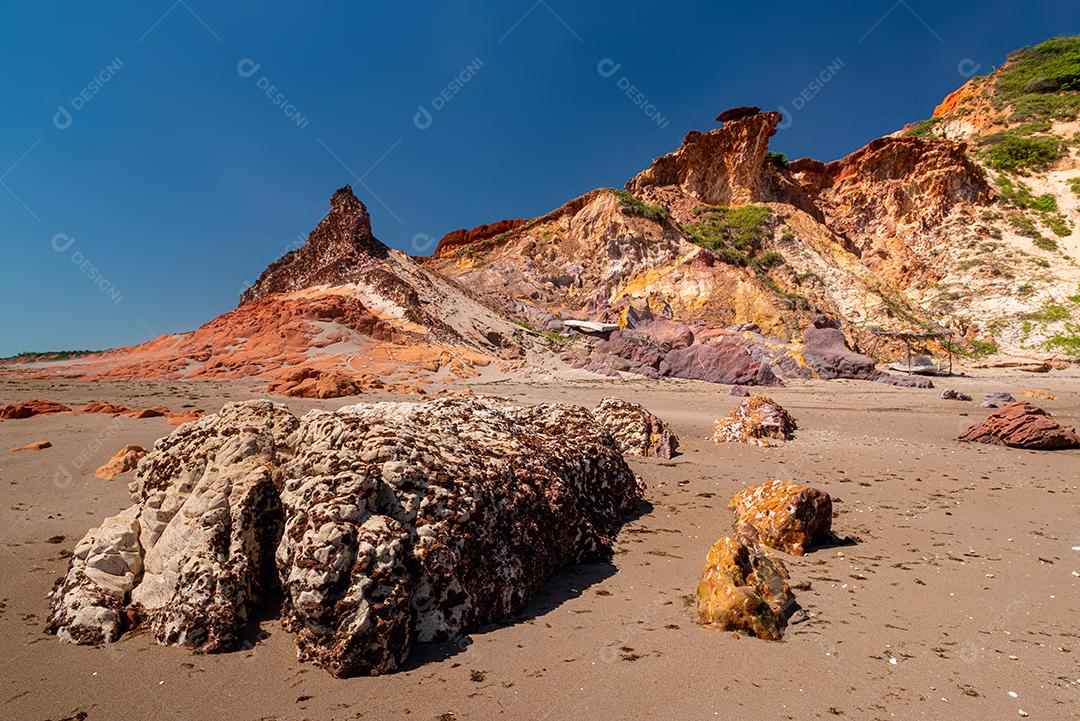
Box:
[48,396,643,677]
[729,479,832,555]
[46,511,143,644]
[696,536,795,640]
[710,395,797,447]
[592,397,679,458]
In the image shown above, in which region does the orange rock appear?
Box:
[95,444,147,479]
[729,479,832,556]
[0,400,71,420]
[11,440,52,452]
[1020,389,1057,401]
[268,367,369,399]
[79,402,129,415]
[123,407,168,419]
[711,396,797,447]
[166,409,204,426]
[696,536,795,640]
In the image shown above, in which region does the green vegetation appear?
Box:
[765,151,789,169]
[608,189,668,222]
[994,174,1056,211]
[944,338,999,360]
[682,205,776,267]
[452,232,509,259]
[1034,235,1060,251]
[1044,213,1072,237]
[980,134,1064,172]
[756,273,810,311]
[904,117,942,138]
[0,349,100,362]
[750,250,785,270]
[1069,176,1080,196]
[513,320,570,349]
[993,36,1080,122]
[1024,302,1070,324]
[1046,333,1080,356]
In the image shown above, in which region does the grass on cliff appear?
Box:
[996,175,1073,238]
[682,205,777,268]
[980,133,1065,172]
[609,189,669,222]
[994,35,1080,122]
[765,151,789,169]
[1070,176,1080,196]
[904,117,942,138]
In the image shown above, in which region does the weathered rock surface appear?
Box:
[711,396,797,447]
[660,339,782,386]
[941,388,972,401]
[1020,389,1056,401]
[0,400,70,420]
[729,479,832,556]
[592,397,678,459]
[696,536,795,640]
[268,367,370,399]
[95,445,148,480]
[959,402,1080,450]
[48,397,644,677]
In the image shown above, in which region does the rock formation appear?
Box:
[958,402,1080,450]
[592,397,678,458]
[729,479,832,556]
[711,396,797,447]
[696,536,795,640]
[95,445,147,480]
[0,400,71,420]
[48,397,643,676]
[940,388,973,401]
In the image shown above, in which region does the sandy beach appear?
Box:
[1,371,1077,721]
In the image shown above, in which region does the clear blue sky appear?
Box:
[1,1,1074,356]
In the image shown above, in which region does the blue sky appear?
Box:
[1,1,1075,356]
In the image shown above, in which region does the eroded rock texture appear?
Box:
[959,402,1080,450]
[48,397,643,677]
[711,395,797,447]
[696,536,795,640]
[592,397,679,459]
[729,479,832,556]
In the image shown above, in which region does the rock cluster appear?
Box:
[959,402,1080,450]
[47,397,643,676]
[940,388,972,401]
[729,479,832,556]
[592,397,678,458]
[711,395,797,447]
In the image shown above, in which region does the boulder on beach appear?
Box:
[268,367,371,399]
[985,392,1016,403]
[11,440,52,452]
[729,479,832,556]
[593,397,679,459]
[940,388,972,401]
[0,400,71,420]
[1020,389,1056,401]
[47,397,644,677]
[696,536,795,640]
[660,340,781,386]
[729,385,751,397]
[959,402,1080,450]
[711,396,797,447]
[94,445,148,480]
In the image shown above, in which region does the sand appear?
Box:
[1,371,1078,720]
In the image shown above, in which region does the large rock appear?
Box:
[660,340,782,386]
[729,479,832,555]
[801,316,878,380]
[592,397,679,459]
[711,396,797,447]
[0,399,71,419]
[696,536,795,640]
[959,402,1080,450]
[48,397,644,677]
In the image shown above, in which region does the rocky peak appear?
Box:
[240,185,388,305]
[626,111,782,207]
